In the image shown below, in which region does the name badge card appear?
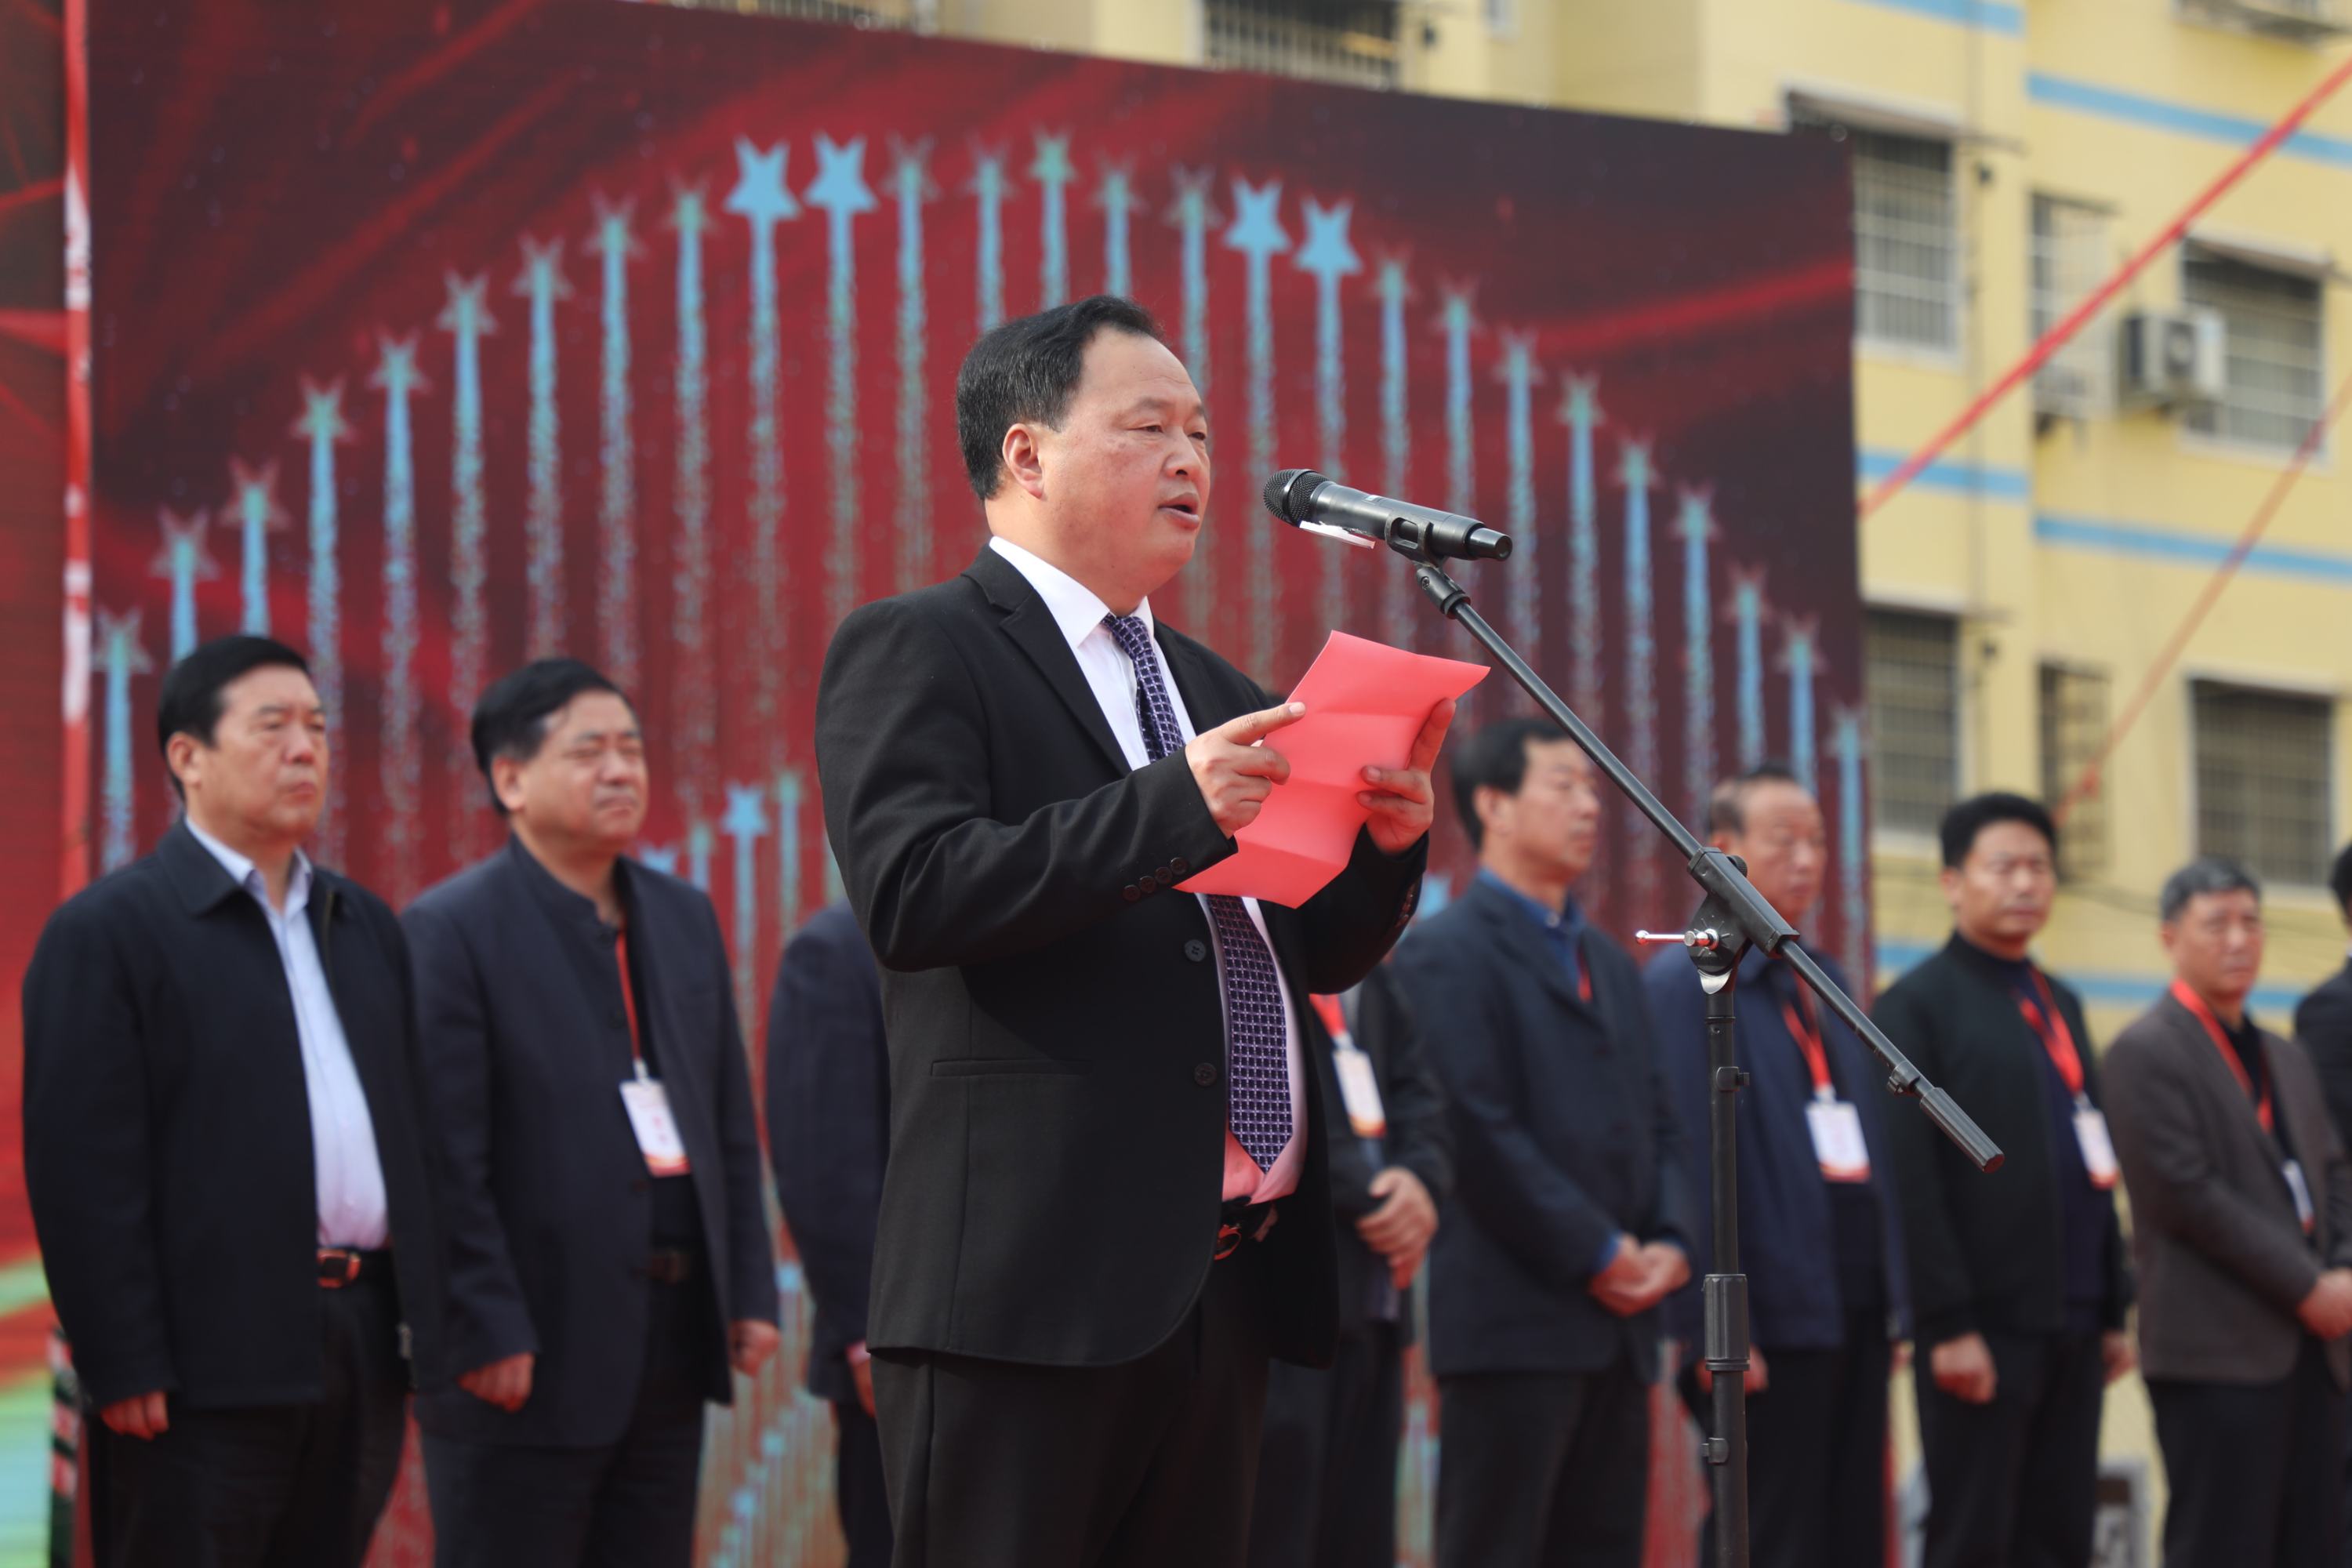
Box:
[1806,1096,1871,1183]
[2285,1158,2317,1235]
[1333,1047,1388,1141]
[620,1073,692,1177]
[2072,1102,2118,1191]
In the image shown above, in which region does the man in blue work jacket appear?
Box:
[1644,764,1909,1568]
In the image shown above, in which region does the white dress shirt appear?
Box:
[185,819,390,1248]
[989,535,1305,1203]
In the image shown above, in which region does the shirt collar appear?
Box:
[1476,868,1583,938]
[184,816,311,915]
[989,535,1155,655]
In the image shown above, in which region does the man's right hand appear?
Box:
[1185,703,1305,837]
[851,1354,876,1418]
[1588,1234,1652,1317]
[99,1391,169,1441]
[1929,1333,1998,1404]
[459,1352,535,1412]
[2299,1269,2352,1339]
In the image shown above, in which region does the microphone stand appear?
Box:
[1396,553,2003,1568]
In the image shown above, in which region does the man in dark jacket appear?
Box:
[2296,841,2352,1161]
[405,659,779,1567]
[1389,717,1691,1568]
[765,903,892,1568]
[24,635,447,1567]
[1875,792,2134,1568]
[1645,764,1908,1568]
[2107,857,2352,1568]
[1247,965,1452,1568]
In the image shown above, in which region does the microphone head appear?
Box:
[1261,469,1328,524]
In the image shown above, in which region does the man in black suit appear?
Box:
[24,635,447,1567]
[1247,965,1452,1568]
[405,659,780,1568]
[814,296,1448,1568]
[1875,793,2134,1568]
[2296,842,2352,1160]
[765,903,892,1568]
[1388,717,1692,1568]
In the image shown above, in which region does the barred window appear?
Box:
[2031,195,2111,418]
[2038,665,2111,883]
[2193,681,2334,885]
[647,0,922,22]
[1866,609,1962,837]
[2183,249,2325,452]
[1205,0,1402,89]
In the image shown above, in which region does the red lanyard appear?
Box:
[1777,984,1835,1098]
[615,931,645,1066]
[1309,993,1349,1045]
[2015,969,2085,1100]
[2172,978,2271,1134]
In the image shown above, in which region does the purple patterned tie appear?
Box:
[1104,613,1293,1169]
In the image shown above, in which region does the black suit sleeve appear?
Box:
[1874,978,1977,1345]
[403,902,539,1374]
[2296,981,2352,1155]
[1359,965,1454,1204]
[702,898,781,1328]
[21,902,176,1407]
[765,913,886,1346]
[816,596,1238,971]
[1293,829,1428,996]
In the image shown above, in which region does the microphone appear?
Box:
[1261,469,1513,563]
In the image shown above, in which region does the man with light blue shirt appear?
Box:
[24,635,448,1567]
[1388,717,1691,1568]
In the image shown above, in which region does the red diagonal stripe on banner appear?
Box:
[197,72,572,381]
[344,0,554,147]
[0,307,65,354]
[0,176,62,219]
[1548,256,1852,358]
[0,372,60,443]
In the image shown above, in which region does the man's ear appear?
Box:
[1001,423,1048,502]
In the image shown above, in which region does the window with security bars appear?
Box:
[2183,249,2325,452]
[1865,609,1962,837]
[1205,0,1403,89]
[2192,681,2334,885]
[2031,196,2112,418]
[2038,665,2110,882]
[1795,111,1959,352]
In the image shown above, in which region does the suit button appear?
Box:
[1156,865,1174,884]
[1172,858,1189,876]
[1123,884,1142,902]
[1184,939,1208,963]
[1195,1062,1219,1087]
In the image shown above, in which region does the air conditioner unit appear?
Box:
[2186,0,2350,42]
[2121,308,2227,408]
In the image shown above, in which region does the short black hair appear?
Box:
[155,635,314,800]
[955,295,1167,502]
[2329,840,2352,924]
[1707,763,1805,836]
[1938,791,2056,869]
[470,658,630,815]
[1450,718,1572,850]
[2160,856,2262,924]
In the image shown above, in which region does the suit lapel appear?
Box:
[966,549,1128,780]
[1154,623,1238,734]
[1468,881,1587,1017]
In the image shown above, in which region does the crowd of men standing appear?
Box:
[26,292,2352,1568]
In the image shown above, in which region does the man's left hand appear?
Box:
[1356,1167,1438,1265]
[730,1319,782,1377]
[1359,699,1456,856]
[2100,1329,2136,1385]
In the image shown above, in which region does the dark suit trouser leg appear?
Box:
[834,1400,895,1568]
[1247,1323,1401,1568]
[1436,1356,1650,1568]
[1915,1329,2103,1568]
[91,1279,406,1568]
[1731,1315,1890,1568]
[872,1249,1271,1568]
[423,1277,711,1568]
[2151,1338,2343,1568]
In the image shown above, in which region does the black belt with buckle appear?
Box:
[316,1248,390,1290]
[636,1247,698,1285]
[1214,1199,1279,1261]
